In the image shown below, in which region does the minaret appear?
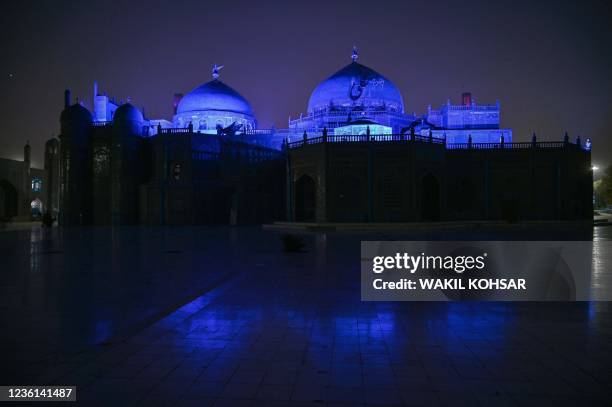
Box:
[172,93,183,115]
[45,137,60,216]
[23,141,32,218]
[93,81,98,119]
[59,89,93,226]
[24,141,31,164]
[64,89,71,108]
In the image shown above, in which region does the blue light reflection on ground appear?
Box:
[0,225,610,404]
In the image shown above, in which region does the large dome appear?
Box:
[307,61,404,114]
[60,103,93,124]
[114,103,143,124]
[177,79,254,117]
[113,103,144,136]
[174,73,257,133]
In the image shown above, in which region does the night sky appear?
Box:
[1,0,610,168]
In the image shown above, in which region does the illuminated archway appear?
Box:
[31,198,43,219]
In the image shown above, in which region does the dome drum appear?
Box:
[174,111,255,134]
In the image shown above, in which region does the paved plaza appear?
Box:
[1,225,611,406]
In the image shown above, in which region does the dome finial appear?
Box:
[351,45,359,62]
[212,64,224,80]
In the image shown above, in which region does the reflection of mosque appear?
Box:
[52,48,592,226]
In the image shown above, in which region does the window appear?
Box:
[93,145,110,176]
[172,163,182,180]
[31,177,42,192]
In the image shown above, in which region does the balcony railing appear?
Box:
[446,141,567,150]
[287,133,445,148]
[443,104,499,111]
[287,133,589,151]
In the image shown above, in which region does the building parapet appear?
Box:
[287,132,591,152]
[442,104,499,112]
[287,133,445,148]
[447,141,568,150]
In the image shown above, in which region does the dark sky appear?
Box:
[1,0,611,168]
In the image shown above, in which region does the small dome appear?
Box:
[308,61,404,114]
[60,103,93,124]
[113,103,144,124]
[177,80,254,117]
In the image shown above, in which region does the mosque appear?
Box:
[0,48,591,225]
[288,48,512,145]
[0,141,59,223]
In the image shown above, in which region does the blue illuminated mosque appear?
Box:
[288,48,511,145]
[26,47,589,226]
[90,47,511,147]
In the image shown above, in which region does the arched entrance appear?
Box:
[295,175,316,222]
[0,180,18,220]
[421,173,440,221]
[31,198,43,219]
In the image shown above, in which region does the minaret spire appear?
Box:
[212,64,224,80]
[351,45,359,62]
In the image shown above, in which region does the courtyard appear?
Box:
[0,225,611,406]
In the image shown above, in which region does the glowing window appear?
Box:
[31,199,42,217]
[31,177,42,192]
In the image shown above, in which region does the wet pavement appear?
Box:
[1,225,611,406]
